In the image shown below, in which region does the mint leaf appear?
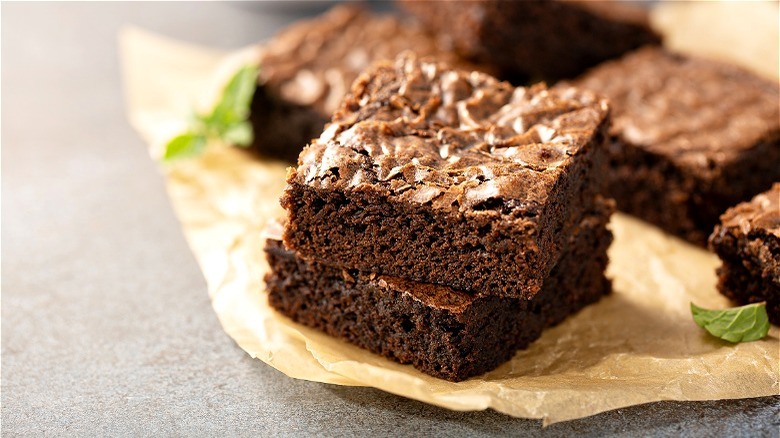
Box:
[205,65,258,130]
[163,133,207,161]
[162,64,258,162]
[222,121,253,147]
[691,302,770,343]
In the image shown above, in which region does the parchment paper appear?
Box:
[119,2,780,425]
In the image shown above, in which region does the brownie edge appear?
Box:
[265,200,613,381]
[709,183,780,325]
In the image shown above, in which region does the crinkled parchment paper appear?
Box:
[119,2,779,425]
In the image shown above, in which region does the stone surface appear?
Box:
[1,2,777,436]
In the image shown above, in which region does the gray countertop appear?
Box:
[2,2,777,436]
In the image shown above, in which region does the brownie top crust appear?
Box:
[290,54,609,216]
[258,4,470,119]
[718,183,780,240]
[575,47,780,173]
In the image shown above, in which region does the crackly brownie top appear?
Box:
[718,183,780,240]
[258,4,470,118]
[291,54,609,216]
[575,47,780,172]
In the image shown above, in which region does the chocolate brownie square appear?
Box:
[250,5,482,162]
[709,184,780,325]
[399,0,661,81]
[281,54,610,299]
[265,200,613,381]
[574,47,780,245]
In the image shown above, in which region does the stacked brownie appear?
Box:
[573,47,780,245]
[266,54,614,381]
[709,184,780,325]
[249,4,487,162]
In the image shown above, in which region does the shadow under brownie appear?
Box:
[265,200,613,382]
[282,54,610,299]
[573,46,780,246]
[709,183,780,325]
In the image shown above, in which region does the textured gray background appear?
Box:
[2,2,778,436]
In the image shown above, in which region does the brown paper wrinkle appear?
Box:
[120,3,780,425]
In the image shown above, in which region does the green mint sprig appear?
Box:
[691,302,770,343]
[163,64,258,162]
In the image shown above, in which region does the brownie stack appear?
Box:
[266,54,614,381]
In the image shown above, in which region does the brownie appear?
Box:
[265,200,613,381]
[709,184,780,325]
[249,4,483,162]
[399,0,661,81]
[281,54,610,299]
[574,47,780,245]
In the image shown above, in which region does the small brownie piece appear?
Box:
[281,54,610,299]
[250,4,479,162]
[399,0,661,81]
[709,184,780,325]
[575,47,780,245]
[265,202,613,381]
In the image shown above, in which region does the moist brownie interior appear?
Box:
[266,199,613,381]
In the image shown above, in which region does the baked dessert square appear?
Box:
[709,184,780,325]
[281,54,610,299]
[249,4,482,162]
[399,0,661,81]
[265,200,613,381]
[574,47,780,245]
